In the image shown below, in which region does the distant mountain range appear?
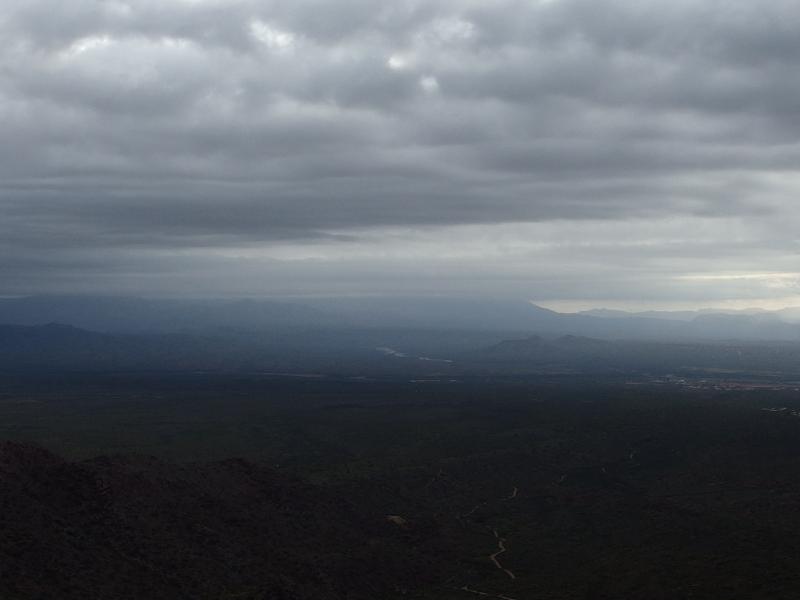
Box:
[0,323,227,371]
[578,307,800,324]
[1,295,800,347]
[3,321,800,377]
[0,295,339,333]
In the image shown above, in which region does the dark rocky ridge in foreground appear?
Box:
[0,442,439,600]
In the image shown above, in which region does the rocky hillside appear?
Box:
[0,443,440,600]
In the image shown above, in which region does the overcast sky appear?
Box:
[2,0,799,309]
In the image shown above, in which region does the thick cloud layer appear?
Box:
[1,0,799,306]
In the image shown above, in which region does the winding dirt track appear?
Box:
[457,486,520,598]
[489,528,516,580]
[460,585,518,600]
[462,501,486,519]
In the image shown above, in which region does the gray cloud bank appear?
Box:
[1,0,799,305]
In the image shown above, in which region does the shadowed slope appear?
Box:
[0,443,439,600]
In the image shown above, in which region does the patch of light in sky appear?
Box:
[250,20,295,50]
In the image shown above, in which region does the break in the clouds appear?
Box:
[1,0,800,307]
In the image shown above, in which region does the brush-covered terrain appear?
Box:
[4,374,800,598]
[0,440,441,600]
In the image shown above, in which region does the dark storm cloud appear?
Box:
[1,0,799,301]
